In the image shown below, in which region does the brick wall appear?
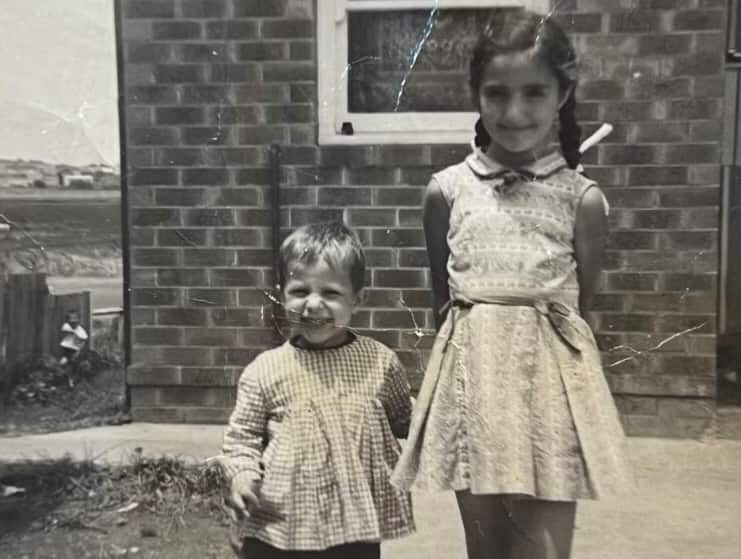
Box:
[119,0,724,436]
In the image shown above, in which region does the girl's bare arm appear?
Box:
[574,186,608,317]
[423,179,451,331]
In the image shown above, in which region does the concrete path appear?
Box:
[2,425,740,559]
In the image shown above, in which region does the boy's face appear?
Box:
[68,313,79,326]
[283,258,359,349]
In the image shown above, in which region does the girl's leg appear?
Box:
[456,491,514,559]
[509,499,576,559]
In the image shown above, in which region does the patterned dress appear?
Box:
[391,149,632,501]
[219,335,415,551]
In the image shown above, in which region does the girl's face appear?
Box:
[477,51,566,164]
[283,258,358,349]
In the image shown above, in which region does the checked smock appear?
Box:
[219,335,415,551]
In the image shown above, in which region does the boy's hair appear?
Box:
[278,221,366,294]
[469,9,582,169]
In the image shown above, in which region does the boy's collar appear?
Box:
[465,146,567,180]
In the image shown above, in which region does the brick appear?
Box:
[374,269,426,288]
[600,102,657,122]
[157,229,207,247]
[318,187,371,206]
[664,144,719,164]
[126,43,172,64]
[213,349,264,367]
[130,127,179,146]
[123,0,174,18]
[608,231,658,250]
[264,104,314,124]
[657,398,715,418]
[132,308,157,324]
[127,106,153,127]
[182,85,233,103]
[130,406,183,422]
[614,395,658,416]
[237,42,288,61]
[262,19,313,39]
[430,145,471,167]
[158,308,208,326]
[290,208,343,225]
[210,64,261,82]
[238,288,275,306]
[212,308,265,327]
[180,44,230,63]
[363,289,402,308]
[629,209,683,229]
[673,10,723,31]
[320,146,377,168]
[636,34,692,56]
[628,166,687,186]
[627,293,686,313]
[184,248,236,267]
[656,315,715,334]
[239,209,273,226]
[155,188,205,206]
[661,273,716,291]
[693,76,724,97]
[627,78,691,100]
[211,269,264,287]
[689,121,723,142]
[290,84,315,103]
[372,310,427,329]
[400,289,433,308]
[589,294,625,312]
[153,64,204,83]
[668,99,722,120]
[237,249,273,267]
[264,62,316,83]
[182,127,233,146]
[235,169,273,186]
[672,52,722,76]
[364,248,394,267]
[184,327,239,347]
[235,84,290,103]
[288,124,316,144]
[290,41,314,61]
[213,229,262,247]
[631,122,689,143]
[182,168,229,186]
[600,313,656,332]
[134,327,183,346]
[154,107,205,126]
[129,168,179,186]
[233,0,287,16]
[377,145,431,166]
[216,188,260,206]
[682,207,719,228]
[152,21,201,40]
[132,287,179,306]
[157,268,207,286]
[182,0,227,17]
[181,367,239,386]
[600,145,658,165]
[347,168,398,186]
[398,249,428,267]
[662,231,716,250]
[155,148,206,166]
[579,34,638,57]
[606,272,658,292]
[133,248,179,267]
[375,187,423,206]
[553,13,602,33]
[131,228,156,247]
[281,146,318,165]
[188,289,237,307]
[609,11,661,33]
[158,386,237,406]
[281,186,315,206]
[184,208,235,227]
[127,366,181,385]
[208,148,267,167]
[128,85,178,104]
[347,209,395,227]
[658,187,718,208]
[371,228,425,248]
[400,167,436,186]
[131,208,180,226]
[580,80,624,100]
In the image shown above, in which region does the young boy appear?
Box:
[219,221,415,559]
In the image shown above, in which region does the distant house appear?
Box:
[59,171,95,188]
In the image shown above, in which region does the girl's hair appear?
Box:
[469,9,582,169]
[278,221,366,294]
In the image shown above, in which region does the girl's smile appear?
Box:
[477,51,566,167]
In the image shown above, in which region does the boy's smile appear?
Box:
[283,259,359,349]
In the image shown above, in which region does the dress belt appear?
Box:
[440,295,584,353]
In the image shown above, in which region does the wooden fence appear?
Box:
[0,273,91,381]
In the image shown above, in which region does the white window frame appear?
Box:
[317,0,551,145]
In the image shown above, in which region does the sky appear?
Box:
[0,1,119,166]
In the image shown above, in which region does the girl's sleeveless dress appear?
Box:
[391,149,632,501]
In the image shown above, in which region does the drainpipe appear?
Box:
[270,144,282,343]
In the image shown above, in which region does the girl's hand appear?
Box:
[227,475,261,519]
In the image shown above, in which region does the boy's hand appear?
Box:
[227,475,261,520]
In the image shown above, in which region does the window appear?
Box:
[317,0,550,145]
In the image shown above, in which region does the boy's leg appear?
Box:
[456,491,514,559]
[509,498,577,559]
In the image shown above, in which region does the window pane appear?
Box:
[347,9,499,113]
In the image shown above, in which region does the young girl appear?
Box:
[391,10,632,559]
[219,222,415,559]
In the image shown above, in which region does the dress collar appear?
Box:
[465,146,567,180]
